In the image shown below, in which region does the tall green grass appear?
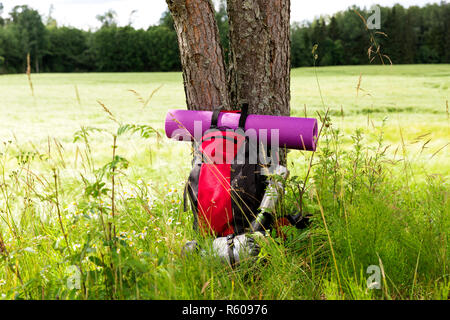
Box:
[0,65,448,299]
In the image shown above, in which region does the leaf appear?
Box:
[89,256,104,267]
[126,258,147,274]
[117,123,161,139]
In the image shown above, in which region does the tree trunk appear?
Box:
[167,0,290,117]
[166,0,230,110]
[227,0,290,116]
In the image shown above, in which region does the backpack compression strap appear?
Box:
[238,103,249,130]
[209,104,250,130]
[210,107,222,129]
[226,234,236,267]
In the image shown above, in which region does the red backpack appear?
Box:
[184,104,268,237]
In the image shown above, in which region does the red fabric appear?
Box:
[200,131,245,164]
[197,163,234,236]
[221,110,241,113]
[197,130,246,236]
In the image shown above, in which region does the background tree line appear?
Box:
[0,1,448,74]
[291,1,450,67]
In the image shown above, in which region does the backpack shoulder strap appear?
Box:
[183,182,188,212]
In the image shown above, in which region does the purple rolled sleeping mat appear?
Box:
[165,109,318,151]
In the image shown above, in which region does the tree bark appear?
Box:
[227,0,290,116]
[167,0,290,117]
[166,0,230,110]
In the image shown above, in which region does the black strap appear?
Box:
[183,182,188,212]
[226,234,236,267]
[211,104,249,130]
[238,103,249,130]
[210,106,222,129]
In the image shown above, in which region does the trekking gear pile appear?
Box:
[165,104,316,266]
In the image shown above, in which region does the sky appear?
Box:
[0,0,444,30]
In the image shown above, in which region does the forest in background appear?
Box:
[0,1,449,74]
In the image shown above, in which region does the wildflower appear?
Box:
[0,279,6,286]
[72,243,81,251]
[116,248,121,254]
[166,188,175,197]
[137,179,144,186]
[167,217,174,225]
[129,241,135,247]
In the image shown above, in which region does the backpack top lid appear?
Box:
[198,104,249,165]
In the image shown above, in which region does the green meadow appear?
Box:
[0,64,448,299]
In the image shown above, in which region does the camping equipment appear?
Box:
[178,105,315,266]
[184,104,268,237]
[165,109,318,151]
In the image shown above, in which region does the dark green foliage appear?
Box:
[291,2,450,67]
[0,3,4,26]
[0,5,48,73]
[215,0,229,65]
[0,2,449,74]
[96,9,118,28]
[43,27,93,72]
[0,7,181,74]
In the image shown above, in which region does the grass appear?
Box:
[0,64,448,300]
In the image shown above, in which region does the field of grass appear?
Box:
[0,64,448,300]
